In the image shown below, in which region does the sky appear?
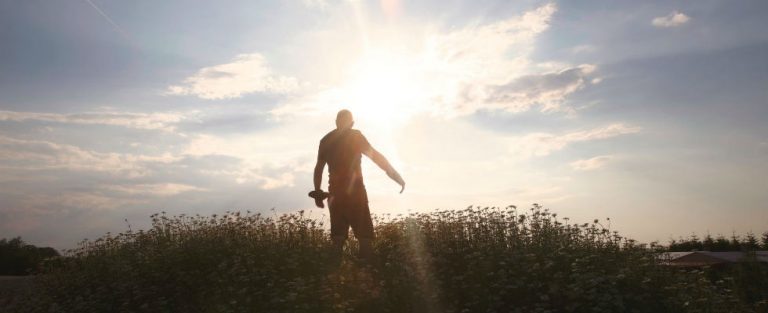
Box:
[1,0,767,250]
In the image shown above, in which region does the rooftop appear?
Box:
[660,251,768,267]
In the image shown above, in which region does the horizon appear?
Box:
[1,0,767,250]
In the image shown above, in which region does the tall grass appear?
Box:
[8,205,755,312]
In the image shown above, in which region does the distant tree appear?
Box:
[713,235,731,252]
[762,232,768,250]
[0,237,59,275]
[668,238,690,252]
[702,234,715,251]
[689,233,703,250]
[669,232,768,252]
[667,238,677,250]
[742,232,760,251]
[668,234,706,251]
[730,233,741,250]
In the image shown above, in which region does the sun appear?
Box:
[340,48,428,129]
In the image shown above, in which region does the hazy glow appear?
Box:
[342,48,428,127]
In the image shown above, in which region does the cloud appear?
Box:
[102,183,207,196]
[0,110,185,131]
[652,11,690,28]
[512,124,641,157]
[570,44,596,54]
[237,170,297,189]
[56,192,143,211]
[0,132,308,191]
[302,0,329,9]
[570,155,613,171]
[0,187,145,213]
[483,64,597,113]
[424,3,566,115]
[166,53,299,100]
[0,135,179,177]
[181,130,317,189]
[273,3,594,119]
[428,3,557,77]
[0,131,312,233]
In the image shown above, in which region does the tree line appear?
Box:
[668,231,768,252]
[0,237,59,275]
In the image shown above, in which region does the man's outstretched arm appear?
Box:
[363,147,405,193]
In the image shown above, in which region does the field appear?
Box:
[3,205,766,312]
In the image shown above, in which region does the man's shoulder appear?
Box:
[347,129,367,143]
[320,129,337,143]
[320,129,367,147]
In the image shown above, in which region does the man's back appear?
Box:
[318,128,371,193]
[312,109,405,263]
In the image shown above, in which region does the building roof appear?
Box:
[660,251,768,266]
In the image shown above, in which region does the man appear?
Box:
[313,109,405,262]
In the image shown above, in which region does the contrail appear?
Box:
[83,0,131,40]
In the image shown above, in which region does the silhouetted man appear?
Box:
[313,109,405,262]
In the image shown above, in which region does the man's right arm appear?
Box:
[313,146,327,208]
[313,158,325,192]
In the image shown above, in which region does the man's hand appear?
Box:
[308,190,329,208]
[387,170,406,194]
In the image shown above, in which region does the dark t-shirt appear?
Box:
[318,128,371,194]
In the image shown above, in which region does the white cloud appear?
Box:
[302,0,328,9]
[423,3,569,116]
[56,192,143,211]
[424,7,599,115]
[273,3,594,119]
[240,171,297,190]
[181,123,321,189]
[4,190,146,212]
[570,155,613,171]
[427,3,557,83]
[166,53,299,100]
[570,44,596,54]
[652,11,690,28]
[0,110,185,131]
[0,133,307,191]
[103,183,207,196]
[512,123,641,158]
[512,185,572,203]
[483,64,597,114]
[0,135,179,177]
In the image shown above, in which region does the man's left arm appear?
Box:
[358,133,405,193]
[363,147,405,193]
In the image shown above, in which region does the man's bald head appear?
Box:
[336,109,354,129]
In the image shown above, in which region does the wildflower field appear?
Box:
[4,205,766,312]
